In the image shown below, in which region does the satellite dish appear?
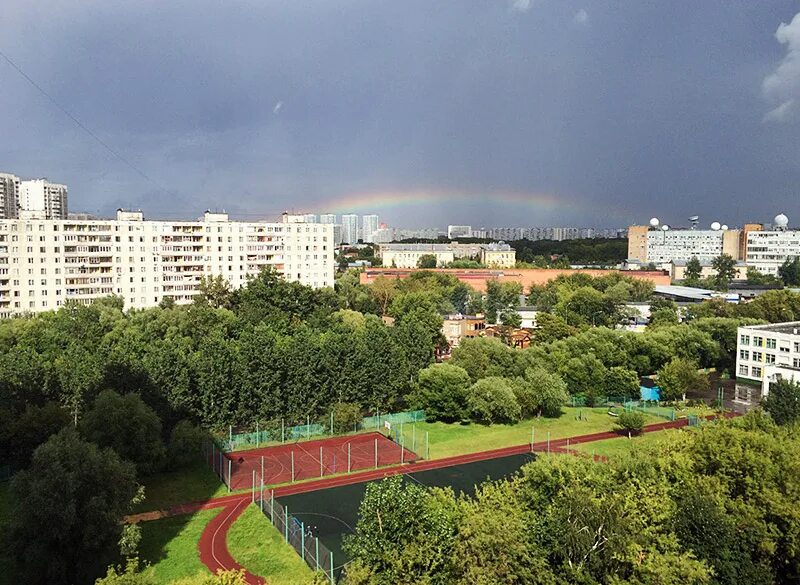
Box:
[721,224,729,231]
[661,224,670,231]
[688,215,699,222]
[649,217,660,227]
[711,221,721,231]
[775,213,789,229]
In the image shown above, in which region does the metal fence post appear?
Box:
[320,446,323,477]
[284,506,288,542]
[252,470,255,502]
[374,438,378,469]
[547,432,551,454]
[301,521,305,561]
[348,442,351,473]
[316,536,320,570]
[291,451,295,482]
[330,552,334,584]
[227,459,231,492]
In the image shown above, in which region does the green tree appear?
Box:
[417,254,438,269]
[81,390,167,475]
[408,363,471,422]
[656,357,708,401]
[604,366,641,400]
[532,312,575,343]
[9,428,139,585]
[467,377,522,424]
[195,274,234,309]
[649,306,679,327]
[485,280,523,325]
[327,402,363,434]
[519,367,569,417]
[168,420,210,469]
[685,256,703,284]
[778,256,800,287]
[5,402,70,470]
[450,337,516,382]
[711,253,738,290]
[762,378,800,426]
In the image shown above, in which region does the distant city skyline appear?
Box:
[2,3,799,227]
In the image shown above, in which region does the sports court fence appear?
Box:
[256,490,336,583]
[570,395,629,407]
[223,409,426,452]
[624,400,677,421]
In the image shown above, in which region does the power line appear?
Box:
[0,48,168,193]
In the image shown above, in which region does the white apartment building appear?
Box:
[319,214,337,224]
[0,210,334,319]
[447,225,472,239]
[341,214,359,245]
[480,242,516,268]
[19,179,68,219]
[378,242,516,269]
[736,322,800,396]
[361,214,379,243]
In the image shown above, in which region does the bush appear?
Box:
[168,420,210,469]
[327,402,363,434]
[467,377,522,424]
[615,411,646,434]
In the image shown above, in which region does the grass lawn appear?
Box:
[135,461,235,513]
[138,508,220,583]
[572,428,685,458]
[0,483,15,585]
[227,503,315,585]
[399,406,669,460]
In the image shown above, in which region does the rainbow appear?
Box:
[316,188,576,214]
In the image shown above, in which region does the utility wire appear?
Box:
[0,48,169,193]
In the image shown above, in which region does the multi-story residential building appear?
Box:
[0,173,20,219]
[736,322,800,396]
[361,214,379,243]
[341,214,359,245]
[303,214,318,223]
[319,214,337,224]
[0,210,334,318]
[19,178,68,219]
[447,225,472,239]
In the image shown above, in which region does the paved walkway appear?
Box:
[129,413,733,582]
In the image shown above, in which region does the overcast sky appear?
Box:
[1,1,799,228]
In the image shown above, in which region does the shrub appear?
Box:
[615,411,646,434]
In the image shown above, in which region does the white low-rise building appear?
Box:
[0,210,334,318]
[736,322,800,396]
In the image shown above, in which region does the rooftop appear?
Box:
[740,321,800,335]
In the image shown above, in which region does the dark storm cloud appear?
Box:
[1,1,799,228]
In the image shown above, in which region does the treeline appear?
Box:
[0,269,449,433]
[513,237,628,266]
[342,411,800,585]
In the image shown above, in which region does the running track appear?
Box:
[132,414,735,585]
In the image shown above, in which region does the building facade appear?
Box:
[447,225,472,239]
[0,210,334,318]
[341,214,359,245]
[480,243,516,268]
[19,179,68,219]
[0,173,20,220]
[361,214,379,243]
[736,322,800,396]
[745,230,800,275]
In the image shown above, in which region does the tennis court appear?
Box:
[278,452,535,576]
[221,431,417,490]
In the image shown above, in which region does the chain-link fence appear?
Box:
[258,491,336,583]
[223,409,427,452]
[569,395,629,407]
[624,400,677,421]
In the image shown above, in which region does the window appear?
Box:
[739,365,748,376]
[753,336,764,347]
[766,353,776,364]
[766,338,777,349]
[753,352,763,362]
[739,350,749,360]
[752,366,762,377]
[794,358,800,369]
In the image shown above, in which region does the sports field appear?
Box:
[278,451,536,574]
[218,431,416,490]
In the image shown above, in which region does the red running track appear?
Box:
[216,431,418,490]
[197,498,264,585]
[187,413,737,582]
